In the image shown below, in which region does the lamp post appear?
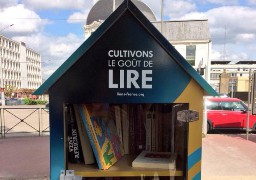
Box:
[0,24,14,106]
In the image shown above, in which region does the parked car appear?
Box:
[206,97,256,132]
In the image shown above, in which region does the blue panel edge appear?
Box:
[188,147,202,170]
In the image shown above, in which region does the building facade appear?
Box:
[152,20,212,82]
[0,35,42,90]
[210,61,256,94]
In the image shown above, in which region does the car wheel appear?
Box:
[253,123,256,133]
[207,120,212,133]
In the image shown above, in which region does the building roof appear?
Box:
[86,0,156,25]
[211,61,231,65]
[236,61,256,64]
[152,20,211,41]
[34,0,217,97]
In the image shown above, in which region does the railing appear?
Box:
[0,107,49,138]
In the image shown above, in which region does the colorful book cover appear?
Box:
[78,104,124,170]
[66,105,84,164]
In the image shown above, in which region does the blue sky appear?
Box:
[0,0,256,79]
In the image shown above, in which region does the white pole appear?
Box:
[161,0,164,33]
[113,0,115,12]
[246,69,252,140]
[231,83,234,98]
[202,96,208,136]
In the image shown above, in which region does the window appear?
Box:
[186,45,196,66]
[210,73,221,80]
[220,102,246,111]
[206,101,220,110]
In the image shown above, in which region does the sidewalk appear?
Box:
[202,133,256,180]
[0,134,256,179]
[0,136,50,179]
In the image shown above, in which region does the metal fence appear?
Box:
[0,107,49,138]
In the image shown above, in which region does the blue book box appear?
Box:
[34,0,217,179]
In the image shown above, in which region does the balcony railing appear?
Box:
[0,107,49,138]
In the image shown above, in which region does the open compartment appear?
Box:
[65,103,189,179]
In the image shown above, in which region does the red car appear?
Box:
[206,97,256,132]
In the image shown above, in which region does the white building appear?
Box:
[152,20,211,81]
[84,0,212,82]
[210,61,256,93]
[0,35,42,90]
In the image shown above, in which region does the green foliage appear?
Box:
[23,98,48,105]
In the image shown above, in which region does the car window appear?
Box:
[220,102,232,110]
[220,101,246,111]
[232,102,246,111]
[206,101,221,110]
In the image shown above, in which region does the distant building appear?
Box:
[210,60,256,94]
[84,0,212,81]
[0,35,42,90]
[152,20,212,81]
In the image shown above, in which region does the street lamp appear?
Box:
[0,24,14,33]
[0,24,14,106]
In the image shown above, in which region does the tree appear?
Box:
[15,88,36,98]
[4,84,16,98]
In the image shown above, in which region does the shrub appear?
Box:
[23,98,48,105]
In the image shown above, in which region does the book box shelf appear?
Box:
[34,1,218,179]
[64,103,188,179]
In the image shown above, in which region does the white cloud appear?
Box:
[204,0,239,5]
[177,5,256,60]
[20,0,93,10]
[0,0,17,8]
[248,0,256,4]
[13,33,84,79]
[143,0,162,20]
[236,33,255,42]
[211,49,222,60]
[48,34,83,58]
[68,10,89,24]
[0,4,48,36]
[163,0,196,19]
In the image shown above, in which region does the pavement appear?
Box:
[0,136,50,180]
[202,133,256,180]
[1,133,256,180]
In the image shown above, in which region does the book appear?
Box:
[73,104,95,164]
[121,104,129,154]
[66,105,84,164]
[129,105,136,154]
[156,105,163,152]
[145,110,152,151]
[132,151,176,170]
[78,104,124,170]
[134,105,146,154]
[162,105,172,152]
[151,106,156,152]
[114,105,123,145]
